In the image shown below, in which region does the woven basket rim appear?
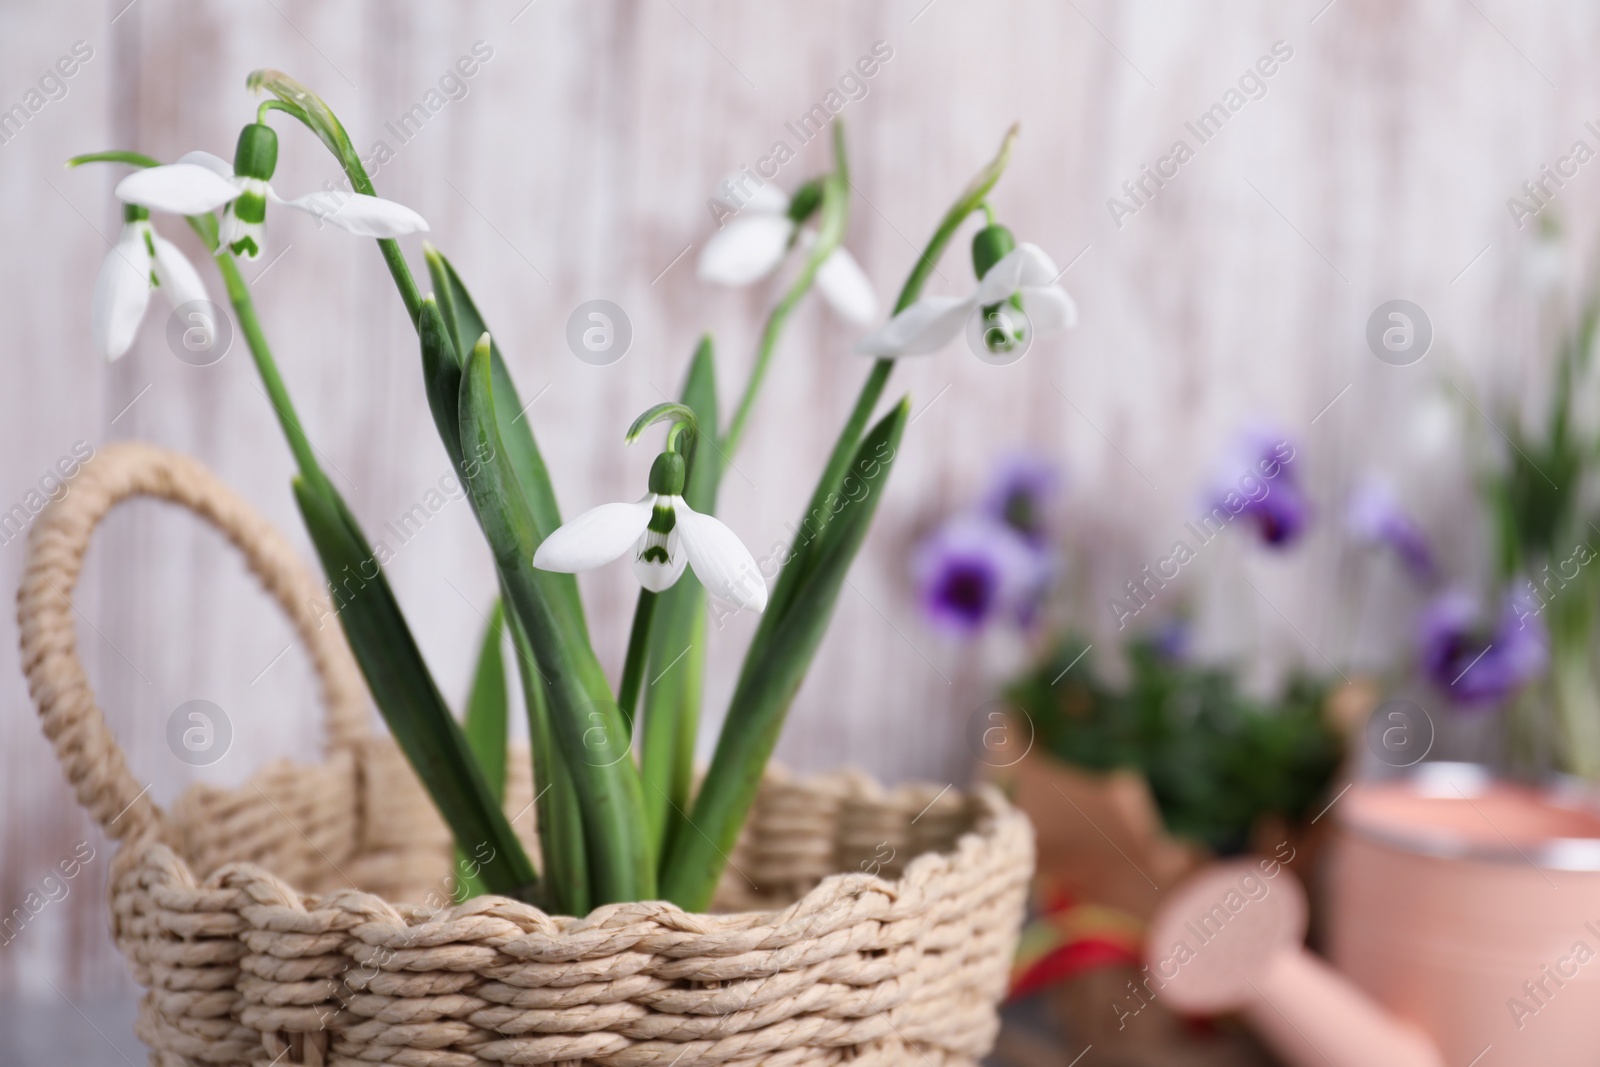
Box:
[120,758,1029,934]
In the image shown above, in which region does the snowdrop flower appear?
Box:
[856,224,1076,358]
[698,175,877,325]
[534,452,768,612]
[91,204,209,361]
[115,123,427,261]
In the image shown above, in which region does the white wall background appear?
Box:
[1,0,1594,994]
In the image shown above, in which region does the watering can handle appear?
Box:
[1146,859,1443,1067]
[1247,948,1443,1067]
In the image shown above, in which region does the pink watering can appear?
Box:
[1146,763,1600,1067]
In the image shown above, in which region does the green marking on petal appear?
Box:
[233,185,268,224]
[647,504,677,535]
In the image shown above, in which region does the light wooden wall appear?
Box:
[3,0,1595,994]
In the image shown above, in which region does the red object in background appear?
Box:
[1009,883,1144,998]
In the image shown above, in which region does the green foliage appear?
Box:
[106,71,1028,912]
[1009,636,1344,854]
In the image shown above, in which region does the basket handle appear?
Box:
[16,441,370,842]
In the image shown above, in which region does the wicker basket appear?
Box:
[17,441,1034,1067]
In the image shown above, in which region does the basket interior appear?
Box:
[163,737,985,915]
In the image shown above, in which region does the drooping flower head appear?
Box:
[1206,426,1309,549]
[115,122,427,261]
[1417,589,1547,708]
[913,513,1050,636]
[856,221,1075,359]
[533,430,767,612]
[1346,475,1435,579]
[91,203,209,361]
[698,174,877,325]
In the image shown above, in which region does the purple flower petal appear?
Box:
[1417,589,1547,709]
[1207,425,1309,549]
[913,513,1051,636]
[982,451,1061,545]
[1347,477,1435,579]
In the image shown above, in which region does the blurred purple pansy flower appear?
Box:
[1207,427,1309,549]
[1346,476,1434,579]
[1150,616,1191,662]
[982,451,1061,546]
[1417,589,1547,709]
[913,513,1049,636]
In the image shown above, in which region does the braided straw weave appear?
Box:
[17,442,1034,1066]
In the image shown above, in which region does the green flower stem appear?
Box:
[616,588,658,731]
[212,250,331,496]
[247,71,424,324]
[659,126,1022,907]
[757,125,1018,635]
[640,338,719,858]
[721,123,850,458]
[662,398,911,910]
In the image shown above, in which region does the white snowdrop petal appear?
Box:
[91,224,154,362]
[276,189,430,237]
[676,503,768,612]
[150,234,209,313]
[1012,243,1061,288]
[175,151,235,179]
[697,214,793,286]
[972,245,1033,305]
[854,296,972,357]
[1021,285,1077,336]
[815,245,879,325]
[710,172,789,214]
[632,528,689,592]
[116,163,241,216]
[533,498,653,572]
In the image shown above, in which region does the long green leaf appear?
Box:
[456,600,508,899]
[419,296,465,470]
[506,610,590,915]
[661,397,911,909]
[291,478,537,900]
[423,245,587,639]
[462,600,509,798]
[641,337,721,857]
[458,336,655,903]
